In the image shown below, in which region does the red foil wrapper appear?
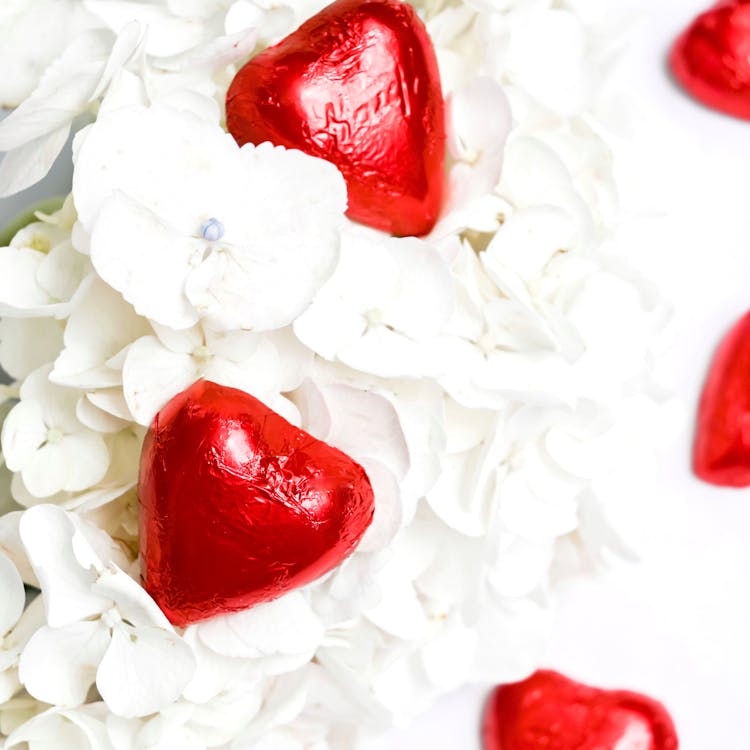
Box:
[671,1,750,120]
[482,671,679,750]
[694,311,750,486]
[139,380,375,626]
[226,0,446,237]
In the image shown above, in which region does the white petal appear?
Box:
[355,459,402,554]
[58,430,110,493]
[92,564,172,630]
[0,0,101,109]
[89,193,200,330]
[365,559,428,640]
[35,241,91,304]
[484,206,575,282]
[497,469,579,541]
[84,1,207,57]
[122,335,197,426]
[0,551,24,636]
[181,627,250,704]
[0,511,37,585]
[296,381,409,480]
[86,389,134,423]
[0,667,19,705]
[426,419,505,537]
[338,327,448,379]
[151,322,203,355]
[0,126,71,198]
[19,621,110,706]
[198,592,324,659]
[378,237,455,340]
[5,707,106,750]
[19,505,109,627]
[52,278,149,389]
[292,293,366,360]
[1,400,47,472]
[21,428,110,499]
[96,623,195,718]
[0,30,110,149]
[76,396,130,434]
[21,442,72,499]
[448,76,511,166]
[0,247,53,313]
[0,317,64,381]
[90,21,144,101]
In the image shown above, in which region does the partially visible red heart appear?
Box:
[694,311,750,486]
[226,0,446,237]
[138,380,374,626]
[482,670,679,750]
[671,1,750,120]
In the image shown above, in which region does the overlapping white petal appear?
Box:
[97,622,194,718]
[0,552,24,638]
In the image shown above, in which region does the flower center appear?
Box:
[101,608,122,629]
[478,332,496,355]
[200,217,225,242]
[46,427,64,444]
[192,345,211,362]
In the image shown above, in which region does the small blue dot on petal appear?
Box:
[201,218,225,242]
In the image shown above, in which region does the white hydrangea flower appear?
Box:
[73,105,347,333]
[0,219,90,319]
[1,366,109,500]
[294,228,457,378]
[18,505,195,718]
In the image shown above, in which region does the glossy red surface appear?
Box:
[671,1,750,120]
[482,670,679,750]
[226,0,446,237]
[138,380,375,626]
[694,311,750,486]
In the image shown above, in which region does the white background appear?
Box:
[2,2,750,748]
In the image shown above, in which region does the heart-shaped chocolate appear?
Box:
[671,1,750,120]
[694,311,750,486]
[226,0,446,237]
[482,670,678,750]
[139,380,375,626]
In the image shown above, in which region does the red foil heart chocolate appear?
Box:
[694,311,750,486]
[139,380,375,626]
[482,670,679,750]
[671,1,750,120]
[226,0,446,237]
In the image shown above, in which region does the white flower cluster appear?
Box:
[0,0,667,748]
